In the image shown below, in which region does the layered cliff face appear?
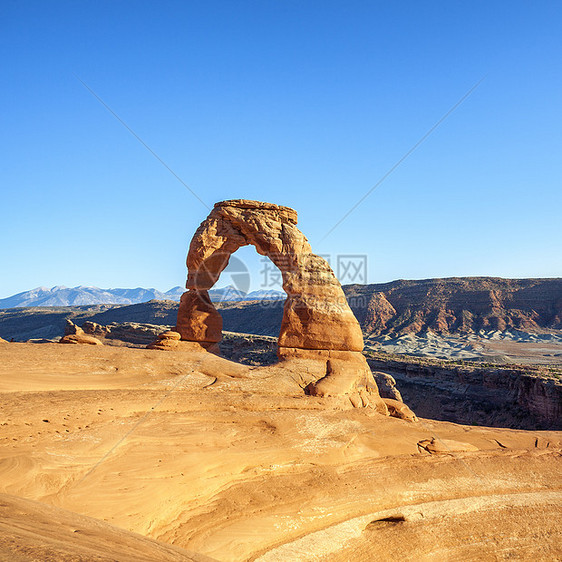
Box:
[345,277,562,336]
[368,354,562,430]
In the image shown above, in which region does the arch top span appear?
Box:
[213,199,298,223]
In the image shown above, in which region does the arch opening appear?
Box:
[208,248,285,366]
[214,247,285,328]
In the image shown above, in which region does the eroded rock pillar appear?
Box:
[176,289,222,343]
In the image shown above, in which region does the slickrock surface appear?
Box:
[0,343,560,561]
[0,493,215,561]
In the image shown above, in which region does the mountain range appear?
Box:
[0,285,285,309]
[1,277,561,342]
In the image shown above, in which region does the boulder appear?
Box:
[59,334,103,346]
[383,398,417,422]
[81,321,108,337]
[63,319,81,336]
[373,371,403,402]
[103,323,167,345]
[147,330,182,350]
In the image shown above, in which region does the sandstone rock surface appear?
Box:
[372,371,403,402]
[417,437,479,454]
[176,290,222,343]
[382,398,417,422]
[0,343,560,561]
[81,321,108,337]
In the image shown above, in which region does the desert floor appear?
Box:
[0,342,561,561]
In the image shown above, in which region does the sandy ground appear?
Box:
[0,342,561,561]
[365,330,562,365]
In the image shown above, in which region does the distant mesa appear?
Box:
[344,276,562,335]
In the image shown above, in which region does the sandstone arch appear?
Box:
[176,199,388,411]
[177,200,363,350]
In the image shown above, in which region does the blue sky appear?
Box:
[1,1,561,297]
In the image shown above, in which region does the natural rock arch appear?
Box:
[176,199,363,351]
[176,199,393,412]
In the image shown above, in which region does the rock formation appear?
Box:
[176,199,388,412]
[382,398,418,422]
[367,354,562,430]
[177,200,363,350]
[81,321,107,338]
[84,322,165,346]
[59,320,103,346]
[147,330,182,350]
[372,371,403,402]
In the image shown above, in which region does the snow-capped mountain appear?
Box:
[0,285,285,308]
[0,286,180,308]
[207,286,285,302]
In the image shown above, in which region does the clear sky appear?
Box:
[1,1,561,297]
